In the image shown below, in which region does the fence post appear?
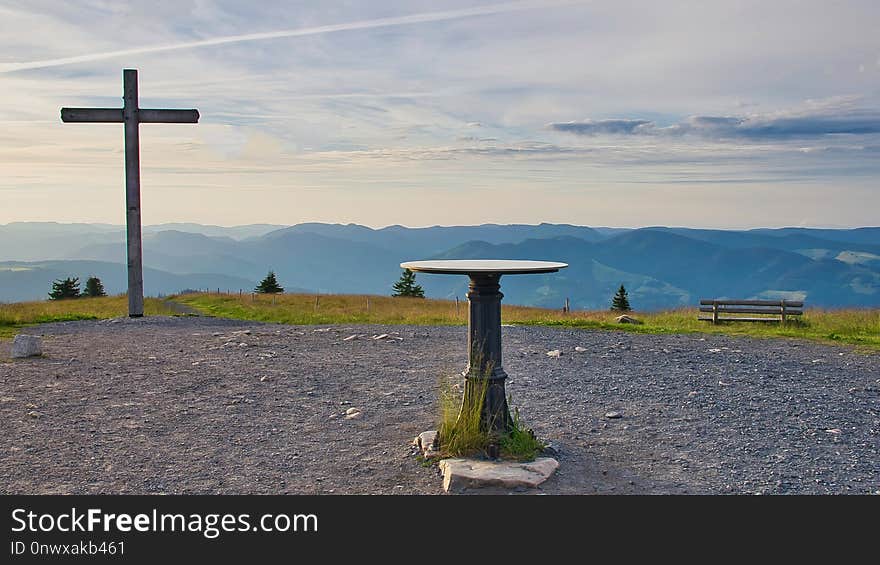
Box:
[366,297,371,313]
[314,295,319,312]
[712,300,719,324]
[781,299,787,324]
[455,296,460,317]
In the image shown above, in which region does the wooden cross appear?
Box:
[61,69,199,317]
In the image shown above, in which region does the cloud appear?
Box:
[550,99,880,141]
[549,119,652,136]
[727,111,880,138]
[0,0,577,73]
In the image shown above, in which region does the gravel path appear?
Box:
[1,316,878,495]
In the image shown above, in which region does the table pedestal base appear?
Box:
[461,370,511,436]
[462,273,512,435]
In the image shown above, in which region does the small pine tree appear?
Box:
[83,275,107,297]
[48,277,81,300]
[392,269,425,298]
[255,271,284,294]
[610,284,631,312]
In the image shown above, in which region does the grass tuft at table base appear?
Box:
[435,372,545,461]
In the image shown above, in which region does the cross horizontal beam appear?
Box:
[61,108,122,122]
[140,109,199,123]
[60,108,199,123]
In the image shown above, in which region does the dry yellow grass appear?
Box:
[0,296,176,338]
[176,292,879,351]
[2,292,876,350]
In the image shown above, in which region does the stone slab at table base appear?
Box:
[438,457,559,493]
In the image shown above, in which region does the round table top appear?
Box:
[400,259,568,275]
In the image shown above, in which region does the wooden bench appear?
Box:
[698,299,804,324]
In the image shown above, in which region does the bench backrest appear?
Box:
[699,299,803,308]
[698,299,804,322]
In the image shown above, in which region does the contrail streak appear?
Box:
[0,0,578,73]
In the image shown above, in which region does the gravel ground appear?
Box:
[1,316,878,495]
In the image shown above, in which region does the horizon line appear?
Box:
[1,220,877,231]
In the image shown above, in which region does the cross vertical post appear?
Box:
[123,69,144,317]
[61,69,199,317]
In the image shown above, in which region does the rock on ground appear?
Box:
[414,430,441,459]
[439,457,559,492]
[11,335,42,358]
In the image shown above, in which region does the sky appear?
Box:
[1,0,878,229]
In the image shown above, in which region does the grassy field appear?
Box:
[173,292,880,351]
[0,296,177,338]
[2,292,877,351]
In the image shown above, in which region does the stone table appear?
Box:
[400,260,567,436]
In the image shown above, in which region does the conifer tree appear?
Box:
[48,277,81,300]
[392,269,425,298]
[83,276,107,297]
[255,271,284,294]
[610,284,631,312]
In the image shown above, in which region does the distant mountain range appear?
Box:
[1,221,878,309]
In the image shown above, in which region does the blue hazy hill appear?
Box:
[1,222,877,308]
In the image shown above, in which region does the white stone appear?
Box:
[12,335,42,358]
[546,349,562,358]
[614,315,641,324]
[574,346,587,352]
[414,430,437,450]
[345,407,360,416]
[438,457,559,492]
[414,430,441,459]
[605,411,622,419]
